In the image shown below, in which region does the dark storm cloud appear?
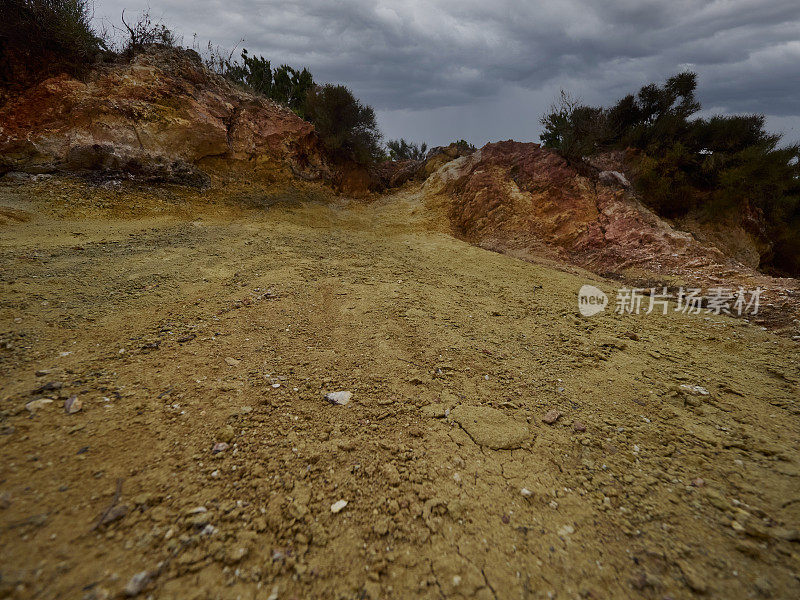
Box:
[94,1,800,144]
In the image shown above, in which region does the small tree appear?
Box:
[387,139,428,161]
[271,64,314,115]
[303,84,383,164]
[539,91,607,162]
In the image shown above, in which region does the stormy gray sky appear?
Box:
[93,1,800,147]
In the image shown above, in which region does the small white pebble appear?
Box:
[331,500,348,514]
[557,524,574,536]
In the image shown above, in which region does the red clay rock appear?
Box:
[0,47,329,184]
[542,409,562,424]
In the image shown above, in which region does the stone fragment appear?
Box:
[25,399,53,413]
[64,396,82,414]
[124,571,151,597]
[542,409,562,424]
[325,391,352,406]
[211,442,229,454]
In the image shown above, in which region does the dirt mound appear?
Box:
[0,46,331,187]
[423,140,800,335]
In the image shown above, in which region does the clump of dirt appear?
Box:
[1,176,799,599]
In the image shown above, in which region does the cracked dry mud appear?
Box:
[1,178,799,599]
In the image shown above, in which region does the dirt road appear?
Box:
[1,177,799,599]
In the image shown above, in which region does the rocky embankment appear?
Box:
[420,141,800,335]
[0,47,330,189]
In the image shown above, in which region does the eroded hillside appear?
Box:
[420,141,800,337]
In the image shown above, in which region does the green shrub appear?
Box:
[387,139,427,160]
[303,84,383,164]
[222,50,314,116]
[450,139,476,153]
[0,0,103,91]
[634,144,698,217]
[539,91,607,162]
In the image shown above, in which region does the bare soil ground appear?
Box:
[1,177,799,599]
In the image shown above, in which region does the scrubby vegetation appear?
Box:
[386,139,476,161]
[387,139,428,161]
[209,49,314,118]
[540,73,800,275]
[0,0,104,91]
[303,84,383,165]
[211,50,382,164]
[118,8,178,56]
[451,139,477,154]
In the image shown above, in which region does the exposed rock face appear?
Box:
[425,140,729,278]
[0,47,329,185]
[424,140,799,328]
[588,150,770,270]
[421,143,474,178]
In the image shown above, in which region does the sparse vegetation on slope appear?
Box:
[540,73,800,275]
[118,8,179,56]
[387,139,428,161]
[210,49,315,118]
